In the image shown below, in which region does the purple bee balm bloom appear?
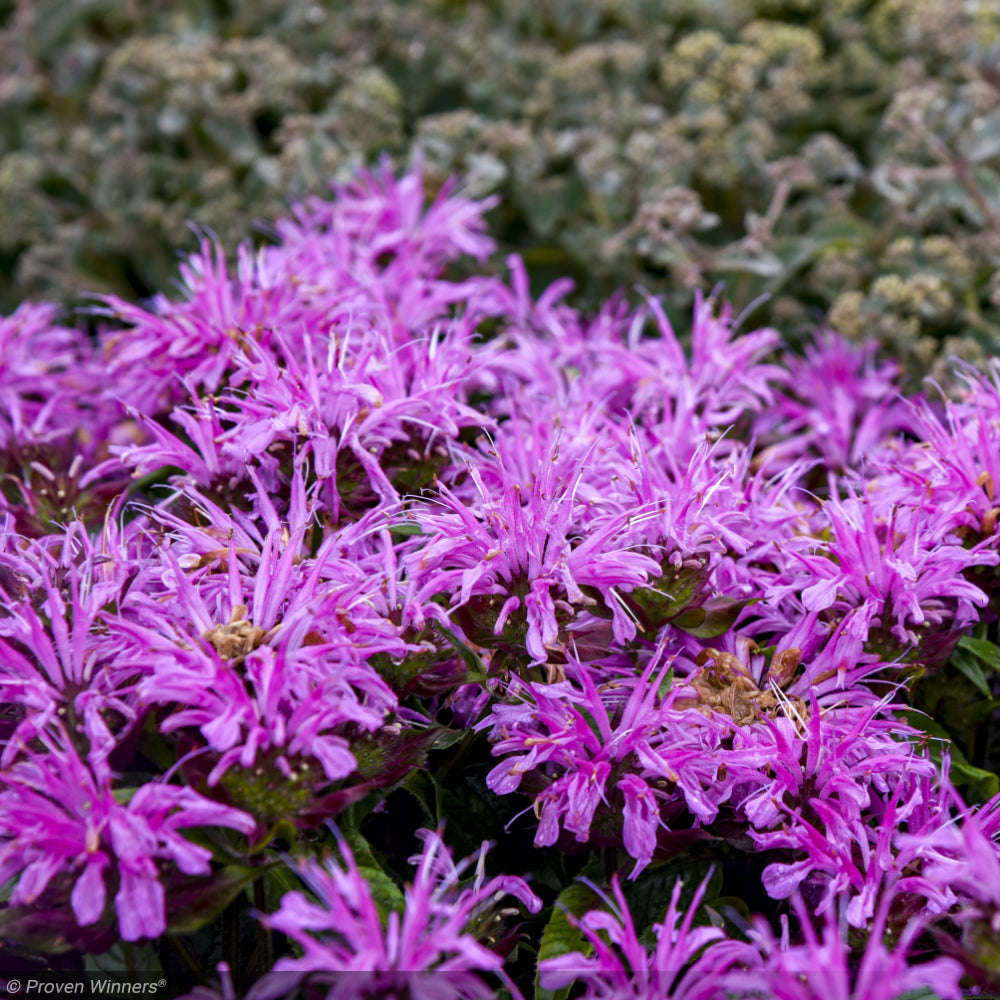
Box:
[0,518,149,763]
[96,165,497,415]
[124,528,400,810]
[112,259,493,523]
[0,301,114,454]
[218,319,490,518]
[482,652,764,875]
[116,390,256,500]
[752,331,917,477]
[478,279,783,486]
[565,432,758,639]
[741,696,937,923]
[616,434,751,556]
[890,361,1000,539]
[134,496,403,661]
[141,642,377,787]
[669,627,887,709]
[405,444,661,658]
[774,489,996,663]
[728,893,963,1000]
[837,770,960,928]
[539,873,760,1000]
[276,162,498,273]
[618,290,783,465]
[618,773,660,866]
[0,302,131,534]
[262,827,540,980]
[897,786,1000,937]
[96,239,284,413]
[0,727,255,941]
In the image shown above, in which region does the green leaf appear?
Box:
[387,523,424,537]
[670,597,757,638]
[619,859,719,948]
[353,726,440,788]
[712,251,784,278]
[261,862,305,913]
[432,729,467,752]
[950,648,993,698]
[576,706,605,744]
[137,713,178,772]
[201,117,262,166]
[516,179,568,239]
[948,756,999,801]
[968,109,1000,164]
[535,883,599,1000]
[355,863,406,923]
[110,786,139,806]
[957,635,1000,673]
[434,624,490,684]
[0,875,18,904]
[805,213,875,244]
[400,768,440,825]
[706,895,752,927]
[339,828,406,920]
[248,818,299,856]
[84,941,162,974]
[165,864,266,935]
[33,0,118,59]
[761,237,822,294]
[657,668,674,702]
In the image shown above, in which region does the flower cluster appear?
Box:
[0,727,255,944]
[0,168,998,996]
[263,829,540,979]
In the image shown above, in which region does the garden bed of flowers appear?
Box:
[1,166,1000,998]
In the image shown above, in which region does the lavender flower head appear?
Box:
[728,894,963,1000]
[258,827,540,998]
[539,873,760,1000]
[0,518,149,764]
[0,726,255,943]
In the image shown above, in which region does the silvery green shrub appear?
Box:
[2,0,1000,378]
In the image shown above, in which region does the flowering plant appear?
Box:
[0,167,997,1000]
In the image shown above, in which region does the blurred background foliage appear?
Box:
[2,0,1000,379]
